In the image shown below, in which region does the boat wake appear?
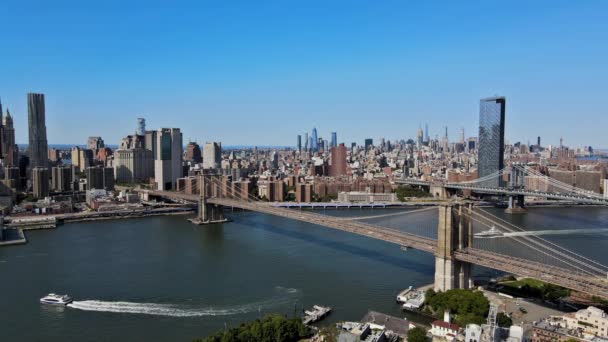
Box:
[68,287,299,317]
[500,228,608,238]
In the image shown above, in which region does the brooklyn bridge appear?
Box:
[139,172,608,299]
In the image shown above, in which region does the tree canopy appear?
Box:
[407,326,428,342]
[425,289,490,326]
[194,314,309,342]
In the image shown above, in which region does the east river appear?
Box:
[1,207,608,341]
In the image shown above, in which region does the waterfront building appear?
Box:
[154,128,183,190]
[337,191,396,203]
[329,143,347,177]
[32,167,50,199]
[562,306,608,339]
[87,136,105,150]
[258,180,284,202]
[232,180,251,200]
[86,166,114,191]
[430,320,460,340]
[532,320,579,342]
[86,166,104,190]
[114,134,154,184]
[478,96,506,187]
[295,183,312,202]
[203,142,221,169]
[27,93,49,169]
[184,142,202,163]
[604,179,608,198]
[51,166,73,192]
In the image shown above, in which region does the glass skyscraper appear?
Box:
[478,96,506,188]
[311,127,318,151]
[331,132,337,148]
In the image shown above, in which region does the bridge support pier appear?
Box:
[189,173,229,225]
[434,203,474,292]
[505,195,526,214]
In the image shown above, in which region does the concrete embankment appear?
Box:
[1,207,195,247]
[0,228,27,246]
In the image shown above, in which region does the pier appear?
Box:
[303,305,332,325]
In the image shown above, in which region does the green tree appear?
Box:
[194,314,309,342]
[497,312,513,328]
[424,289,490,326]
[407,326,428,342]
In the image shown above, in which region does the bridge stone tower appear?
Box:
[434,202,474,291]
[188,173,227,225]
[505,166,527,213]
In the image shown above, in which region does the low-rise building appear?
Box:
[430,320,460,341]
[337,191,396,203]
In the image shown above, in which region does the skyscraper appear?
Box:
[304,132,309,152]
[114,134,154,183]
[185,141,202,163]
[87,136,105,150]
[416,127,424,147]
[1,108,18,166]
[154,128,183,190]
[311,127,318,151]
[203,142,222,169]
[478,96,506,187]
[331,132,337,148]
[27,93,49,169]
[137,118,146,136]
[297,135,302,152]
[32,167,50,199]
[364,138,373,151]
[424,123,429,142]
[329,143,347,177]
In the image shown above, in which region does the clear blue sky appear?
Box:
[1,0,607,148]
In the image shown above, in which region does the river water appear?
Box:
[1,207,607,341]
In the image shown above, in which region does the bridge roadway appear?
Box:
[395,179,608,205]
[145,190,608,298]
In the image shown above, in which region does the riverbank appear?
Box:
[1,207,195,248]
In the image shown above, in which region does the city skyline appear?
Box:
[1,1,607,147]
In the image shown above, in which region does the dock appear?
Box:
[303,305,332,325]
[396,284,430,311]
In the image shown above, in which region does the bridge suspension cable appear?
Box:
[514,165,605,199]
[476,207,608,274]
[462,208,608,276]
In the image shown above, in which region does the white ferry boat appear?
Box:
[474,226,503,238]
[40,293,73,305]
